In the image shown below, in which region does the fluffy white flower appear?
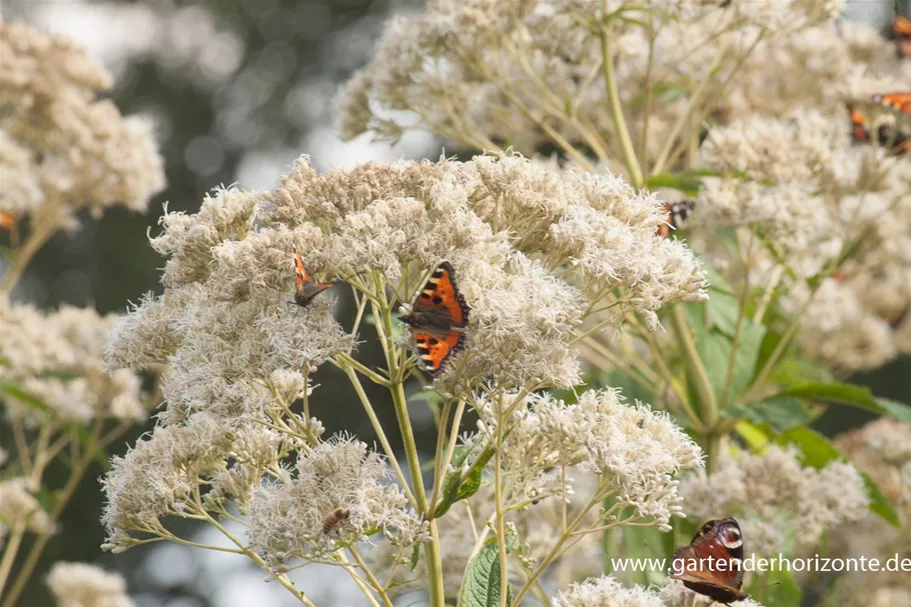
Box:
[47,562,135,607]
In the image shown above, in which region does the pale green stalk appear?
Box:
[370,275,446,607]
[599,4,644,187]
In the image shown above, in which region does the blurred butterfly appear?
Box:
[670,517,749,605]
[872,92,911,115]
[292,246,339,307]
[0,212,15,230]
[848,105,910,157]
[400,262,470,375]
[656,199,696,238]
[891,15,911,58]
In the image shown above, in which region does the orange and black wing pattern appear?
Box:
[849,106,871,144]
[892,16,911,58]
[0,212,15,230]
[873,92,911,115]
[292,247,335,307]
[404,262,471,374]
[413,330,465,374]
[655,200,696,238]
[411,262,469,329]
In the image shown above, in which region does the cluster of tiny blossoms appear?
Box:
[102,152,705,582]
[691,106,911,371]
[0,22,164,228]
[0,297,146,425]
[550,575,764,607]
[472,389,703,527]
[829,419,911,606]
[46,562,135,607]
[340,0,842,165]
[680,445,869,556]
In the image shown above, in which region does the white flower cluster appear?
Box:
[680,445,869,555]
[551,575,766,607]
[0,477,54,542]
[0,297,146,424]
[102,151,704,568]
[47,562,135,607]
[474,389,703,528]
[692,105,911,371]
[247,436,428,565]
[340,0,844,163]
[0,22,164,228]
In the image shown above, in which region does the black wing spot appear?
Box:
[432,296,443,304]
[420,292,432,300]
[428,337,439,345]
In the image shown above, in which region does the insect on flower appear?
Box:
[400,262,471,375]
[0,212,15,230]
[670,517,749,605]
[890,15,911,58]
[872,92,911,115]
[321,507,351,535]
[655,200,696,238]
[292,246,339,307]
[847,104,910,157]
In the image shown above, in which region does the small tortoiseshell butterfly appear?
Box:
[656,200,696,238]
[400,262,470,375]
[891,15,911,58]
[292,247,338,307]
[671,517,749,605]
[872,92,911,115]
[848,105,911,157]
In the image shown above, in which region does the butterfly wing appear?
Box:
[849,107,871,143]
[670,518,746,603]
[873,92,911,115]
[410,262,470,329]
[403,262,471,374]
[293,247,333,307]
[656,200,695,237]
[413,330,465,374]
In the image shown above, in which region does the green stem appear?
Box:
[600,7,644,187]
[669,305,718,430]
[371,276,446,607]
[1,222,55,293]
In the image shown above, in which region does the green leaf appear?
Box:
[734,420,770,450]
[0,379,52,414]
[434,445,493,518]
[409,545,420,571]
[725,397,816,432]
[705,290,739,337]
[458,539,513,607]
[767,357,834,387]
[776,427,900,527]
[861,470,901,527]
[645,172,704,196]
[694,322,765,408]
[772,382,911,425]
[602,369,653,405]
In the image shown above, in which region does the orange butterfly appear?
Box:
[872,92,911,115]
[848,105,910,157]
[400,262,470,374]
[292,247,338,307]
[655,200,695,238]
[0,212,15,230]
[892,15,911,58]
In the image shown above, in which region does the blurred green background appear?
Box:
[1,0,909,605]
